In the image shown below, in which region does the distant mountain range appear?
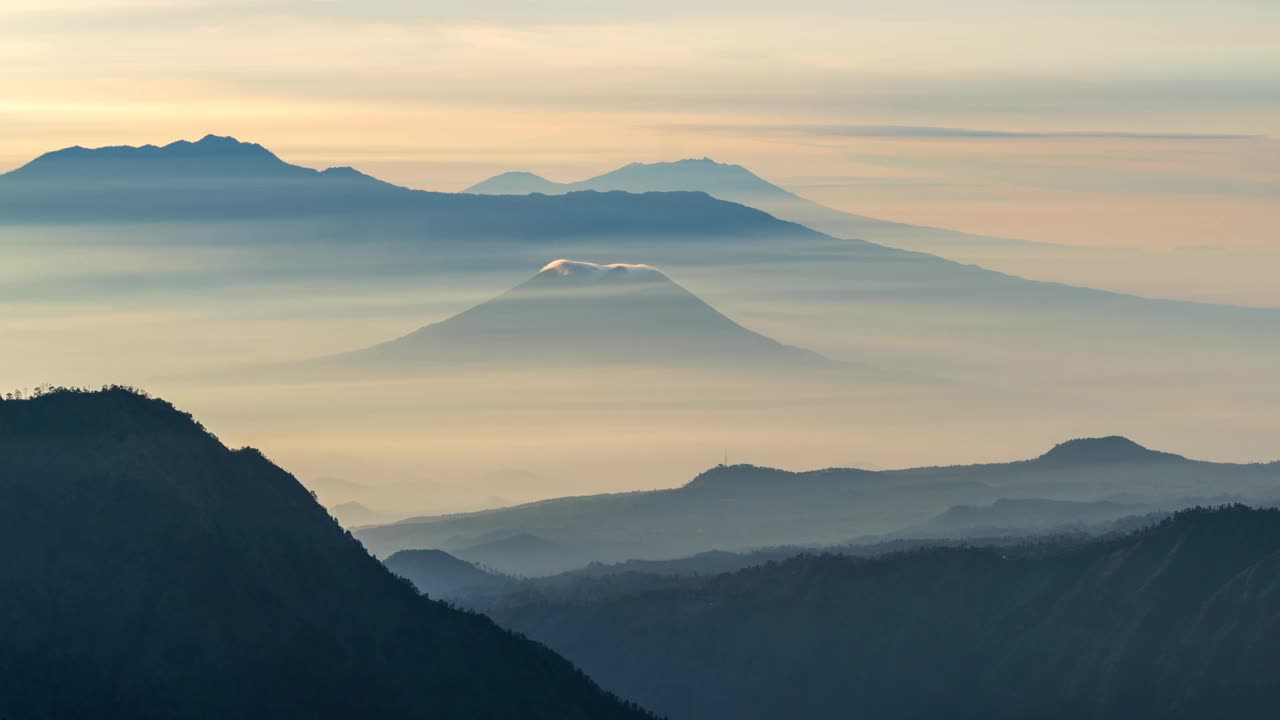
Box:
[466,157,1048,252]
[396,503,1182,608]
[6,135,1278,318]
[485,506,1280,720]
[355,436,1280,574]
[3,134,385,184]
[0,136,816,247]
[467,159,1280,308]
[0,388,650,719]
[6,135,1279,388]
[301,259,833,373]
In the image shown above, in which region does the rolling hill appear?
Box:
[484,506,1280,720]
[354,437,1280,574]
[384,549,513,599]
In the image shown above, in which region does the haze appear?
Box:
[3,1,1277,251]
[7,5,1280,717]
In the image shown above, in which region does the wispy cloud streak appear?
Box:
[675,124,1264,141]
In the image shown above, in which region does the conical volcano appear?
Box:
[331,259,833,371]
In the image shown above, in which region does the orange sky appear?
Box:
[1,0,1277,249]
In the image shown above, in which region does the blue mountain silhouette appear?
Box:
[308,259,835,372]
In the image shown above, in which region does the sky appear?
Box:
[2,0,1278,249]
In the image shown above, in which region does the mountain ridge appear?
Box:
[483,506,1280,720]
[465,156,1012,246]
[7,134,1279,335]
[0,136,827,248]
[354,435,1280,574]
[385,549,512,599]
[469,158,798,198]
[464,157,1280,308]
[0,387,652,719]
[6,134,332,181]
[1037,435,1184,465]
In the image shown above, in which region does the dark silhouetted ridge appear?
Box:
[684,464,798,491]
[490,505,1280,720]
[1037,435,1184,465]
[683,464,882,494]
[385,549,512,599]
[0,387,652,720]
[0,385,213,439]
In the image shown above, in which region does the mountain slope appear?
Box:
[0,136,821,248]
[916,498,1154,536]
[0,387,651,720]
[354,437,1280,574]
[7,135,1278,388]
[486,507,1280,720]
[318,259,832,372]
[471,170,564,194]
[7,135,1279,323]
[1036,435,1185,466]
[465,157,1020,245]
[466,159,1280,308]
[470,159,783,198]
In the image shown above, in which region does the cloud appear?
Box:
[785,176,957,190]
[539,259,660,276]
[676,124,1264,142]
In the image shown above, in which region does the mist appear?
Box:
[7,3,1280,717]
[4,213,1277,520]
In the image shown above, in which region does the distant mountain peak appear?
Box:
[645,157,740,169]
[465,157,781,196]
[1037,436,1182,465]
[183,133,264,150]
[537,259,662,279]
[465,170,561,194]
[318,165,363,177]
[624,157,724,167]
[198,132,244,144]
[66,134,272,159]
[313,259,835,372]
[384,548,512,598]
[683,464,799,492]
[585,158,777,192]
[517,259,674,295]
[3,134,311,182]
[497,170,552,180]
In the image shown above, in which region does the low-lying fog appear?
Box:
[4,222,1277,517]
